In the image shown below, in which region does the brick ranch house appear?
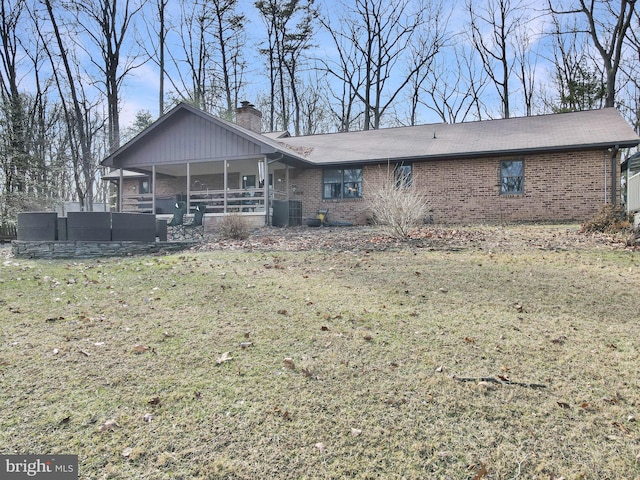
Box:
[101,102,640,227]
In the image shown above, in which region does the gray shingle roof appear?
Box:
[275,108,640,165]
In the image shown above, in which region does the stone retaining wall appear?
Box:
[12,240,193,259]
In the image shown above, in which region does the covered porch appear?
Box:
[106,158,295,226]
[101,102,309,228]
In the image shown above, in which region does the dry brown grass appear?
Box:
[1,225,639,479]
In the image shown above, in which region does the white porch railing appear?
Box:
[189,189,266,213]
[628,172,640,213]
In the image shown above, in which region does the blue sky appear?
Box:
[116,0,544,124]
[16,0,592,131]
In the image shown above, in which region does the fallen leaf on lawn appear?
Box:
[45,316,64,322]
[148,396,161,406]
[143,413,154,422]
[133,344,150,353]
[277,309,288,315]
[464,336,475,344]
[477,381,494,391]
[99,419,119,432]
[121,447,132,458]
[321,325,329,331]
[501,365,509,372]
[473,462,488,480]
[557,401,571,409]
[283,358,296,369]
[363,334,372,341]
[216,352,233,365]
[301,367,314,378]
[59,416,70,425]
[514,303,524,312]
[439,288,448,293]
[351,428,362,437]
[613,422,629,434]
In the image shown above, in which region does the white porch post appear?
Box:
[263,156,269,225]
[186,162,191,212]
[223,161,228,213]
[118,168,123,212]
[152,165,156,214]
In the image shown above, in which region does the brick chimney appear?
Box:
[236,101,262,133]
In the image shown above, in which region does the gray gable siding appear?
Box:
[112,109,264,168]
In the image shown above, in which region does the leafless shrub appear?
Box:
[217,214,250,240]
[365,165,430,239]
[580,204,633,234]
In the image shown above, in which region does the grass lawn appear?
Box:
[1,225,639,479]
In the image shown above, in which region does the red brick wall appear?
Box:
[289,149,615,224]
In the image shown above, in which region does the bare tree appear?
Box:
[37,0,103,210]
[543,12,604,112]
[211,0,246,120]
[162,0,215,111]
[69,0,144,152]
[138,0,168,116]
[421,43,490,123]
[166,0,246,117]
[405,0,450,126]
[467,0,531,119]
[513,26,538,116]
[0,0,29,196]
[320,0,435,130]
[298,69,332,135]
[157,0,167,115]
[549,0,636,108]
[256,0,317,134]
[619,7,640,133]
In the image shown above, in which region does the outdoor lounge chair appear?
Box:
[183,204,205,240]
[167,201,186,239]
